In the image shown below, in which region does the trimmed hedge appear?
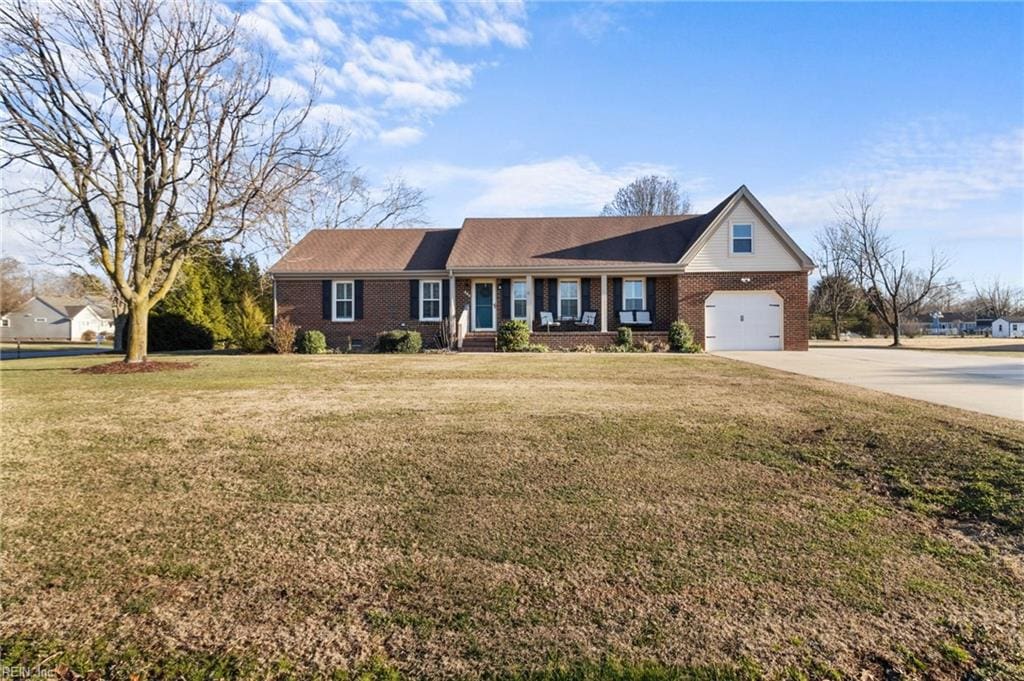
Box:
[668,321,700,353]
[496,320,531,352]
[615,326,632,348]
[377,329,422,353]
[298,330,327,354]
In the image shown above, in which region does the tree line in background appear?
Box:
[810,191,1022,343]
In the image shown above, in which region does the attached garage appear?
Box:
[704,291,783,351]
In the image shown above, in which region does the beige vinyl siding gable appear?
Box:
[686,197,803,272]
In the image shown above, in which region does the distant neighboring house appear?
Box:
[269,185,815,351]
[0,296,115,341]
[913,311,976,335]
[991,317,1024,339]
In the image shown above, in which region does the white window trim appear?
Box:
[622,277,646,311]
[34,317,47,323]
[332,280,355,322]
[511,279,529,320]
[557,278,581,320]
[0,318,9,327]
[419,279,442,322]
[730,221,754,256]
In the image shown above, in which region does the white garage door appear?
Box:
[704,291,783,351]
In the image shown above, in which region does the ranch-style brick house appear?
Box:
[269,186,814,352]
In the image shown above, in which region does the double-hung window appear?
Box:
[512,280,528,320]
[623,279,645,311]
[333,281,354,321]
[34,317,47,323]
[1,318,10,327]
[420,280,442,321]
[558,279,580,320]
[731,223,753,254]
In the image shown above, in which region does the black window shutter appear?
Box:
[409,279,419,319]
[500,278,511,320]
[354,280,364,319]
[547,279,557,314]
[581,278,591,311]
[534,279,544,319]
[646,278,656,318]
[442,280,450,319]
[612,278,622,312]
[322,280,332,320]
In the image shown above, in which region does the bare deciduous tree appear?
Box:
[812,223,862,340]
[601,175,691,216]
[0,257,32,315]
[257,154,428,255]
[0,0,338,361]
[834,190,951,346]
[970,278,1024,319]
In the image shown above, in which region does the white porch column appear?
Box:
[525,274,534,331]
[448,273,457,344]
[600,274,608,332]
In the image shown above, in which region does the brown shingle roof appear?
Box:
[269,228,460,274]
[445,186,742,269]
[445,215,702,268]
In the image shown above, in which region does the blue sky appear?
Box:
[234,0,1022,286]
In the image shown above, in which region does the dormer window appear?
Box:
[731,223,753,254]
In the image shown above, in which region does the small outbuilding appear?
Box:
[990,317,1024,338]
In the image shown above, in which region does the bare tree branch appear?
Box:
[0,0,341,360]
[601,175,691,216]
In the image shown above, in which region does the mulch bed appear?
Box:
[75,361,196,374]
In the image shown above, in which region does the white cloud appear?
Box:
[422,1,528,48]
[311,16,345,45]
[231,1,512,144]
[570,5,616,42]
[406,156,679,215]
[762,124,1024,236]
[379,126,426,147]
[307,103,380,139]
[404,0,447,24]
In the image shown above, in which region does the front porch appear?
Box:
[452,274,677,339]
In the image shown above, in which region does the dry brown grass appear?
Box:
[812,337,1024,355]
[1,353,1022,679]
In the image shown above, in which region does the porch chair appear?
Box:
[575,311,597,329]
[539,311,560,332]
[633,310,653,327]
[618,310,635,326]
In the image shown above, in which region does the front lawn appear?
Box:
[1,353,1021,679]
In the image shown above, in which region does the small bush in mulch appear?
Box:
[75,361,196,374]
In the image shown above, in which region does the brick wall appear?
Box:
[275,279,448,351]
[530,331,669,350]
[676,271,809,350]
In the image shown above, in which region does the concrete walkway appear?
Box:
[718,347,1024,421]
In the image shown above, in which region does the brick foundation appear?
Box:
[528,331,670,350]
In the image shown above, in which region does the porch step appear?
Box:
[461,333,496,352]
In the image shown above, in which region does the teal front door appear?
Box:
[474,282,495,330]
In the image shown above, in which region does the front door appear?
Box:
[473,281,495,331]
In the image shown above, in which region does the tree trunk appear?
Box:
[832,309,842,341]
[124,300,150,363]
[890,310,901,347]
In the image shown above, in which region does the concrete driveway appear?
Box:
[718,347,1024,421]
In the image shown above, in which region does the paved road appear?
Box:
[0,347,112,361]
[718,347,1024,421]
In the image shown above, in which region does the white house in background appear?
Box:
[0,296,114,341]
[990,317,1024,339]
